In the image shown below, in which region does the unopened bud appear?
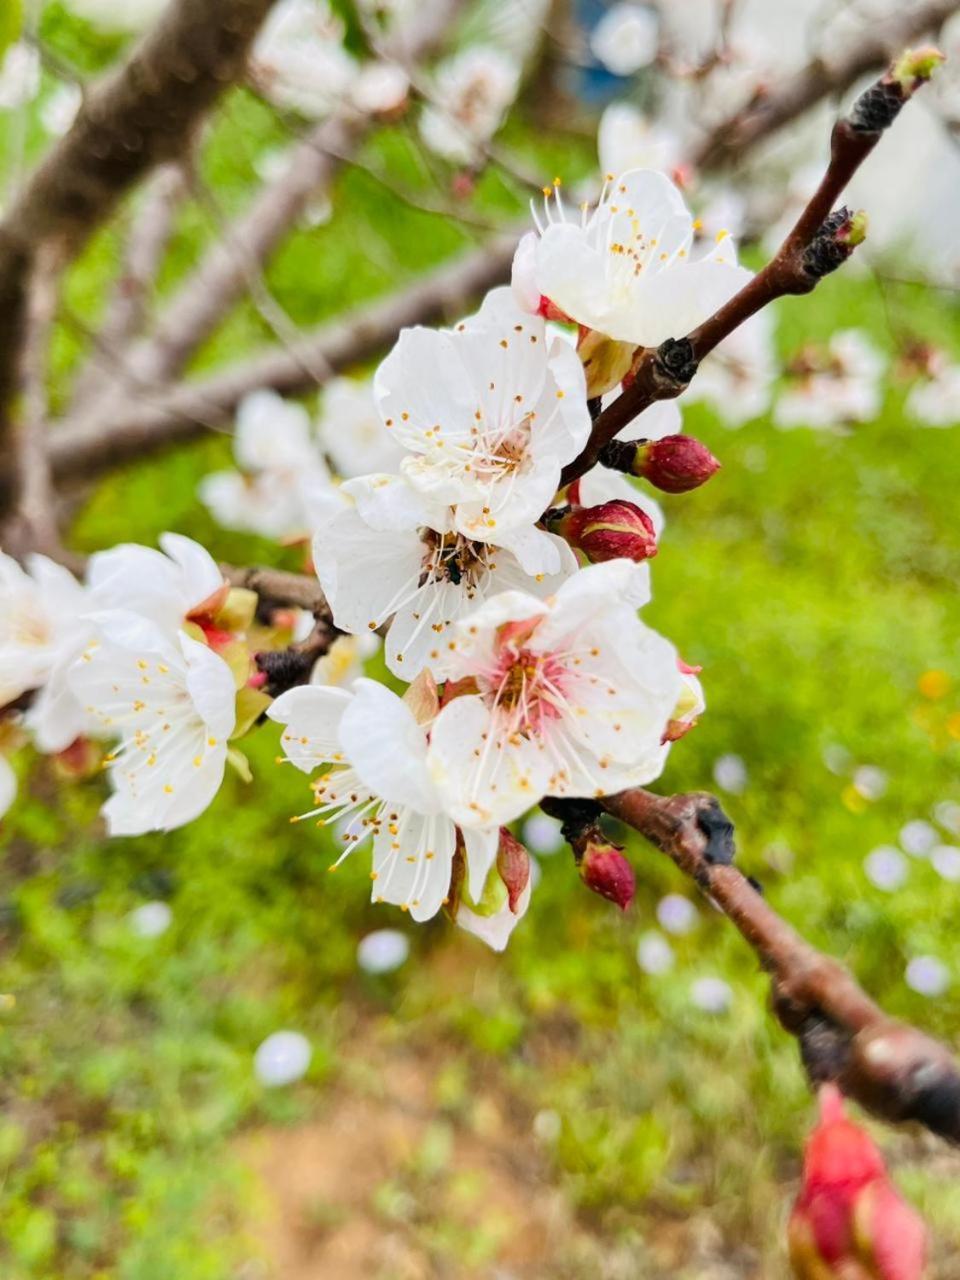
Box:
[604,434,720,494]
[890,46,945,97]
[848,48,942,138]
[788,1085,927,1280]
[580,840,636,911]
[53,736,102,780]
[802,207,868,284]
[497,828,531,913]
[550,500,657,564]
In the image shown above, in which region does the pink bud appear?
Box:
[497,828,531,913]
[558,500,657,564]
[639,434,720,494]
[580,840,635,911]
[788,1085,927,1279]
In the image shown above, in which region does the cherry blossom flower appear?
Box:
[70,612,236,836]
[316,377,405,479]
[590,4,659,77]
[199,391,339,539]
[456,874,532,950]
[0,552,95,753]
[0,755,15,820]
[64,0,170,33]
[310,633,381,688]
[513,169,751,354]
[373,289,591,552]
[40,83,82,136]
[426,559,682,829]
[419,46,520,163]
[269,676,499,921]
[0,43,40,110]
[314,474,577,678]
[597,103,682,184]
[251,0,356,120]
[86,532,228,636]
[906,358,960,428]
[775,331,884,431]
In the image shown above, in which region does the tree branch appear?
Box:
[597,788,960,1144]
[223,563,328,615]
[0,0,279,459]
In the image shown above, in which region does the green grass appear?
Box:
[3,30,960,1276]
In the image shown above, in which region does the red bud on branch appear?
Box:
[549,500,658,564]
[579,839,636,911]
[598,435,720,494]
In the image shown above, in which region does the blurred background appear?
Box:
[2,0,960,1275]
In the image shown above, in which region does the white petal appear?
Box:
[338,678,438,812]
[180,633,237,739]
[0,757,16,818]
[462,825,500,904]
[457,876,531,951]
[159,533,225,614]
[268,684,353,772]
[313,509,424,640]
[371,810,457,921]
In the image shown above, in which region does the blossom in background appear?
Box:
[597,103,682,183]
[905,356,960,428]
[40,83,82,136]
[373,288,591,557]
[682,309,777,426]
[0,43,40,110]
[200,391,339,539]
[251,0,356,120]
[86,532,228,635]
[310,633,381,688]
[419,45,520,163]
[351,61,410,115]
[316,377,405,479]
[269,676,499,921]
[427,559,682,829]
[70,613,236,835]
[0,755,15,820]
[590,3,659,77]
[513,169,751,359]
[775,330,884,431]
[0,552,95,753]
[64,0,169,33]
[314,475,576,678]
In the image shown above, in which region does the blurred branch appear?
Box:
[224,563,328,615]
[562,53,937,486]
[694,0,958,171]
[40,231,518,486]
[570,789,960,1144]
[0,0,280,465]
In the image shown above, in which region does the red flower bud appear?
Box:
[638,434,720,494]
[556,500,657,565]
[497,828,531,913]
[579,840,636,911]
[788,1085,927,1280]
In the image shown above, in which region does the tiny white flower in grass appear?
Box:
[251,0,356,120]
[254,1030,312,1086]
[374,288,591,549]
[522,812,564,856]
[419,46,520,164]
[712,753,747,795]
[316,377,405,479]
[129,901,172,938]
[314,474,577,680]
[200,391,338,540]
[0,552,95,753]
[900,819,938,858]
[513,169,751,349]
[427,559,682,830]
[87,532,227,638]
[40,83,82,136]
[864,846,908,892]
[775,331,884,431]
[0,756,15,820]
[598,103,681,182]
[691,976,733,1014]
[357,928,410,974]
[906,361,960,428]
[590,4,659,76]
[656,893,697,935]
[70,613,236,836]
[269,675,498,922]
[636,930,674,975]
[931,845,960,882]
[0,43,40,109]
[934,800,960,835]
[852,765,888,801]
[64,0,169,32]
[905,956,949,998]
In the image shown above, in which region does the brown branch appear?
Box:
[693,0,959,171]
[598,788,960,1144]
[224,563,328,615]
[561,54,937,486]
[0,0,279,463]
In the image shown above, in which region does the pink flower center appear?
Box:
[482,644,567,736]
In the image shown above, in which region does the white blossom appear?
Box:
[200,391,339,539]
[419,46,520,163]
[310,633,381,688]
[597,103,682,183]
[71,613,236,836]
[0,756,15,820]
[906,360,960,428]
[514,169,751,350]
[636,930,674,975]
[590,4,659,76]
[456,874,532,951]
[254,1030,312,1086]
[427,559,681,830]
[0,42,40,110]
[900,819,938,858]
[931,845,960,882]
[774,331,884,431]
[352,62,410,114]
[269,677,499,921]
[64,0,169,32]
[129,901,173,937]
[252,0,356,120]
[86,532,227,637]
[316,377,405,479]
[40,83,82,136]
[656,893,697,935]
[357,928,409,973]
[0,552,95,753]
[864,846,908,892]
[691,975,733,1014]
